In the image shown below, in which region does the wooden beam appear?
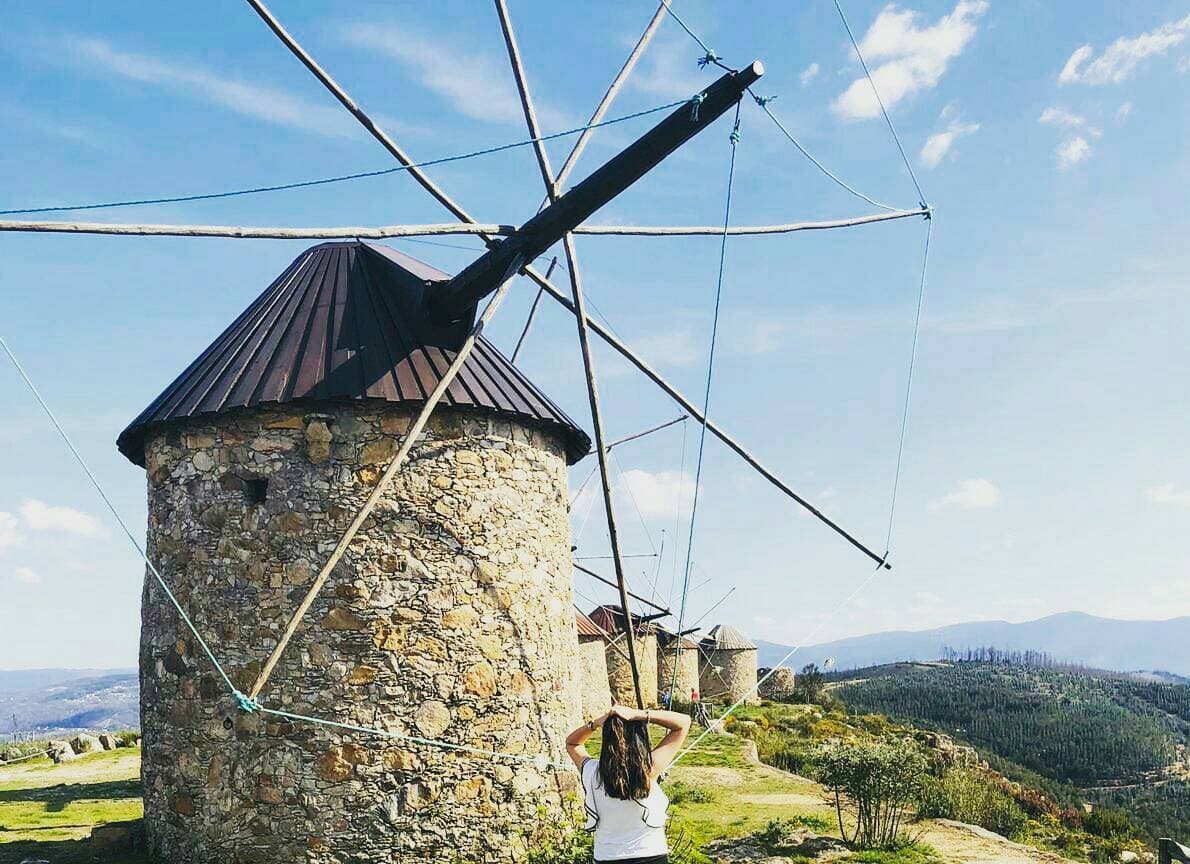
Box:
[572,562,670,616]
[519,262,891,569]
[0,209,921,240]
[510,256,557,363]
[428,62,765,323]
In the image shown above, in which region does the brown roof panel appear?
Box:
[117,241,591,466]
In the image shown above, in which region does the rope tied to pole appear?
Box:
[689,92,706,121]
[697,50,720,68]
[233,690,262,713]
[752,94,777,107]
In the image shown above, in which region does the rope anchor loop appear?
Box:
[752,94,777,108]
[689,92,706,122]
[729,121,741,146]
[697,50,720,68]
[233,690,261,713]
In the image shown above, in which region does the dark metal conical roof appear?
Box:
[117,241,590,466]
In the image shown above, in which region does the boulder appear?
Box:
[47,739,76,763]
[71,733,102,754]
[98,733,119,751]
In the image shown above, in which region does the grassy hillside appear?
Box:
[832,660,1190,841]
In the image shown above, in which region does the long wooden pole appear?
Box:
[0,209,922,240]
[495,0,645,706]
[247,255,525,700]
[243,0,888,568]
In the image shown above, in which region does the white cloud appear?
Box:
[0,512,23,548]
[67,37,356,137]
[629,36,705,100]
[832,1,988,120]
[1055,135,1091,169]
[615,469,696,521]
[919,106,979,167]
[603,328,700,377]
[800,62,821,86]
[930,478,1001,511]
[916,591,942,605]
[19,499,105,538]
[1059,14,1190,84]
[1039,106,1087,128]
[12,567,41,585]
[1115,101,1133,122]
[1146,482,1190,506]
[1038,106,1101,138]
[340,22,563,127]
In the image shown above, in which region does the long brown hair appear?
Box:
[599,715,653,800]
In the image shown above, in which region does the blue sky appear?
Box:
[2,1,1189,669]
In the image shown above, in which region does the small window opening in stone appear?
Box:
[245,477,268,505]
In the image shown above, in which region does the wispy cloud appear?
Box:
[67,37,355,137]
[1055,135,1091,169]
[800,62,821,86]
[832,1,988,120]
[603,327,701,377]
[615,469,696,521]
[0,512,22,548]
[1059,14,1190,84]
[339,22,566,129]
[1039,106,1086,128]
[930,478,1001,511]
[12,567,41,585]
[19,499,105,538]
[1146,482,1190,506]
[1115,101,1133,122]
[919,104,979,167]
[629,35,705,101]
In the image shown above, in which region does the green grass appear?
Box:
[0,747,146,862]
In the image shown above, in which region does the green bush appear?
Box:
[667,781,716,805]
[917,767,1027,839]
[1083,807,1133,839]
[816,740,929,849]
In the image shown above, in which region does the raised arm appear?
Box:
[565,710,610,769]
[613,705,692,777]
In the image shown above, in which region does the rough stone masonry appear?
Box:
[138,404,582,863]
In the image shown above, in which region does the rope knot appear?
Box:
[729,124,741,145]
[689,92,706,122]
[697,50,720,68]
[752,94,777,108]
[921,203,933,220]
[233,690,261,713]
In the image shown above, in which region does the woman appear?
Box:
[565,704,692,864]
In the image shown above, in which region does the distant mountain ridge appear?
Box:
[757,611,1190,676]
[0,669,137,734]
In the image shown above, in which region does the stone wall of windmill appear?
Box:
[698,625,759,705]
[588,606,659,708]
[575,611,611,716]
[656,632,701,703]
[122,242,595,864]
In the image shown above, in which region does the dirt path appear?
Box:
[920,820,1079,864]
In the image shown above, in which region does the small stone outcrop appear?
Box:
[47,740,76,763]
[70,733,102,755]
[98,733,120,751]
[704,828,849,862]
[758,666,797,701]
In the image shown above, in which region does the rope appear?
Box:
[883,215,933,553]
[658,1,717,57]
[0,335,239,697]
[258,706,567,769]
[667,105,742,704]
[0,100,685,217]
[749,92,902,213]
[833,0,927,207]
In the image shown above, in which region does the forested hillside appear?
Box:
[833,660,1190,842]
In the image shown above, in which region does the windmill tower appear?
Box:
[118,241,592,863]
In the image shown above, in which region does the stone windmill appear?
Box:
[115,64,762,864]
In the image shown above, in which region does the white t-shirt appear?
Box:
[581,758,669,861]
